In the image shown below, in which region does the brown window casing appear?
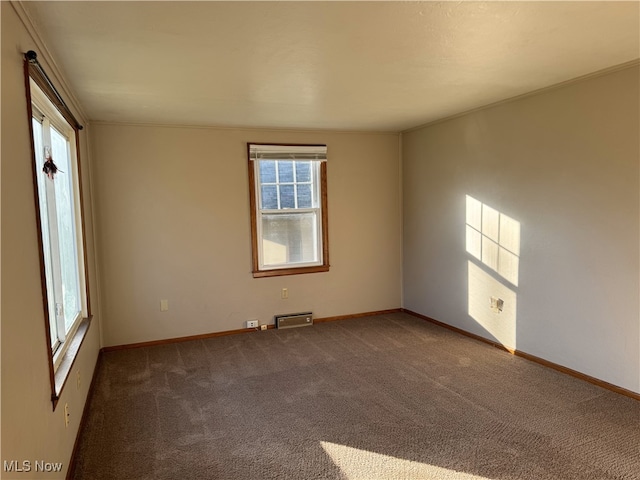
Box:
[247,143,329,278]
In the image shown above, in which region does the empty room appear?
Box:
[1,1,639,479]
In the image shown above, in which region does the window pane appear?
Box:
[297,184,312,208]
[259,160,276,183]
[261,213,318,266]
[278,161,294,183]
[296,162,311,182]
[33,118,58,346]
[261,185,278,209]
[280,185,295,208]
[51,127,81,332]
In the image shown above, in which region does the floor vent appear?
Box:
[275,312,313,329]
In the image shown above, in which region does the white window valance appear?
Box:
[249,144,327,161]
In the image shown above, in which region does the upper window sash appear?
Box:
[257,159,319,211]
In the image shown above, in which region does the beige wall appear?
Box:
[91,124,401,347]
[4,8,635,479]
[1,3,102,478]
[402,65,640,393]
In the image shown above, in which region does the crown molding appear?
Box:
[11,1,89,124]
[403,58,640,134]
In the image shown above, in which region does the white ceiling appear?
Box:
[22,1,640,132]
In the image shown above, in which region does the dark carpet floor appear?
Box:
[72,312,640,479]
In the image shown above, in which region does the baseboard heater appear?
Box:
[275,312,313,329]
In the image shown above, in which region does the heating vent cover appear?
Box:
[275,312,313,329]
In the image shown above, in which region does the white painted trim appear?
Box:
[254,160,324,271]
[402,59,640,134]
[90,120,400,136]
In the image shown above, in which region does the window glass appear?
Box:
[50,127,81,332]
[259,160,277,183]
[296,162,311,182]
[279,184,295,209]
[278,161,294,183]
[297,184,312,208]
[261,213,318,266]
[33,118,59,348]
[261,185,278,209]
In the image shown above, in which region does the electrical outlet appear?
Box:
[281,288,288,299]
[260,324,268,331]
[64,403,70,427]
[160,299,169,311]
[246,320,258,329]
[490,296,504,313]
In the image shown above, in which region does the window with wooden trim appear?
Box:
[248,144,329,277]
[25,52,90,408]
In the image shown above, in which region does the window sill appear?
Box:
[253,265,330,278]
[51,316,92,410]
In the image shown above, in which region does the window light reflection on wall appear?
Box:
[465,195,520,286]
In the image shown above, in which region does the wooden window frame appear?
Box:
[24,52,92,410]
[248,143,330,278]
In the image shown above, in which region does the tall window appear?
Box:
[27,63,89,407]
[248,144,329,277]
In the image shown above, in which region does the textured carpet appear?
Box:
[72,313,640,479]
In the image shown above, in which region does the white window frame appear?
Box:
[30,79,88,370]
[255,160,322,270]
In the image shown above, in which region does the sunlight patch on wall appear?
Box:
[465,195,520,350]
[466,195,520,286]
[320,441,493,480]
[468,261,517,351]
